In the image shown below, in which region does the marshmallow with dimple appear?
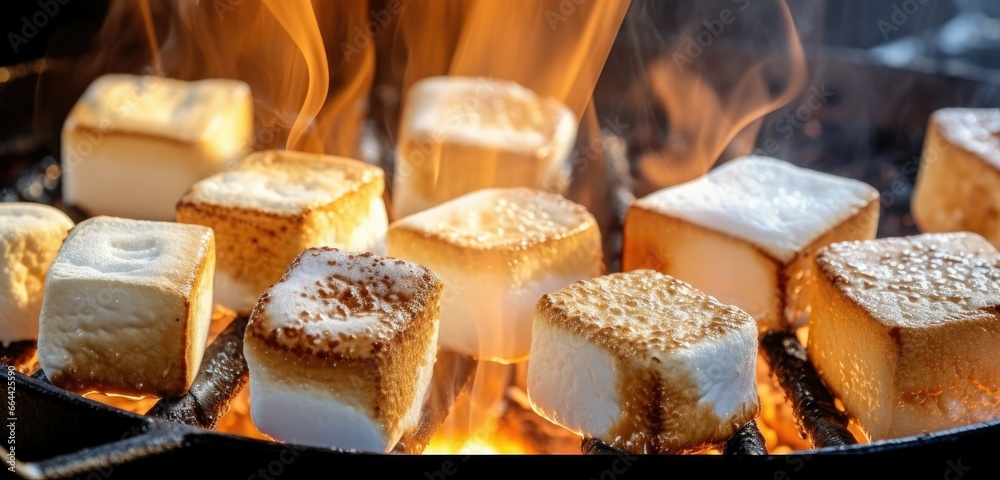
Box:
[177,150,387,314]
[0,203,74,344]
[527,270,760,453]
[387,188,603,363]
[393,76,578,218]
[62,74,253,221]
[623,156,880,329]
[243,248,442,452]
[806,233,1000,441]
[912,108,1000,248]
[37,216,215,397]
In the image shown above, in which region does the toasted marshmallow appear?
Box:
[387,188,603,363]
[913,108,1000,247]
[0,204,74,344]
[244,248,442,452]
[393,76,578,217]
[37,216,215,397]
[623,156,879,329]
[62,74,252,220]
[527,270,759,453]
[806,233,1000,441]
[177,150,387,314]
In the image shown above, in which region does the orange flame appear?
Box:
[397,0,630,119]
[35,0,817,455]
[394,0,630,452]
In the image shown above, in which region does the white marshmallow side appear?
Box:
[526,319,620,439]
[636,156,876,263]
[671,322,759,421]
[62,135,235,221]
[246,352,388,451]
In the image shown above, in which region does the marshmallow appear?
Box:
[387,188,603,363]
[177,150,387,314]
[806,233,1000,441]
[244,248,442,452]
[37,216,215,397]
[912,108,1000,247]
[623,156,879,329]
[0,203,74,344]
[62,74,252,221]
[393,76,577,217]
[527,270,760,453]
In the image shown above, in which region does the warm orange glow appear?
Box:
[50,0,827,456]
[397,0,629,119]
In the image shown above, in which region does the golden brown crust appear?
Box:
[912,113,1000,245]
[784,198,880,325]
[388,189,603,285]
[245,249,442,357]
[610,355,759,453]
[180,234,215,393]
[244,248,442,426]
[536,270,753,361]
[390,188,595,251]
[177,200,308,307]
[815,233,1000,329]
[809,232,1000,439]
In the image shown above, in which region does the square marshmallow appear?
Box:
[393,76,577,217]
[806,233,1000,441]
[0,203,74,343]
[623,156,879,329]
[244,248,442,452]
[387,188,603,363]
[527,270,760,453]
[177,150,387,314]
[37,216,215,397]
[912,108,1000,247]
[62,74,252,221]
